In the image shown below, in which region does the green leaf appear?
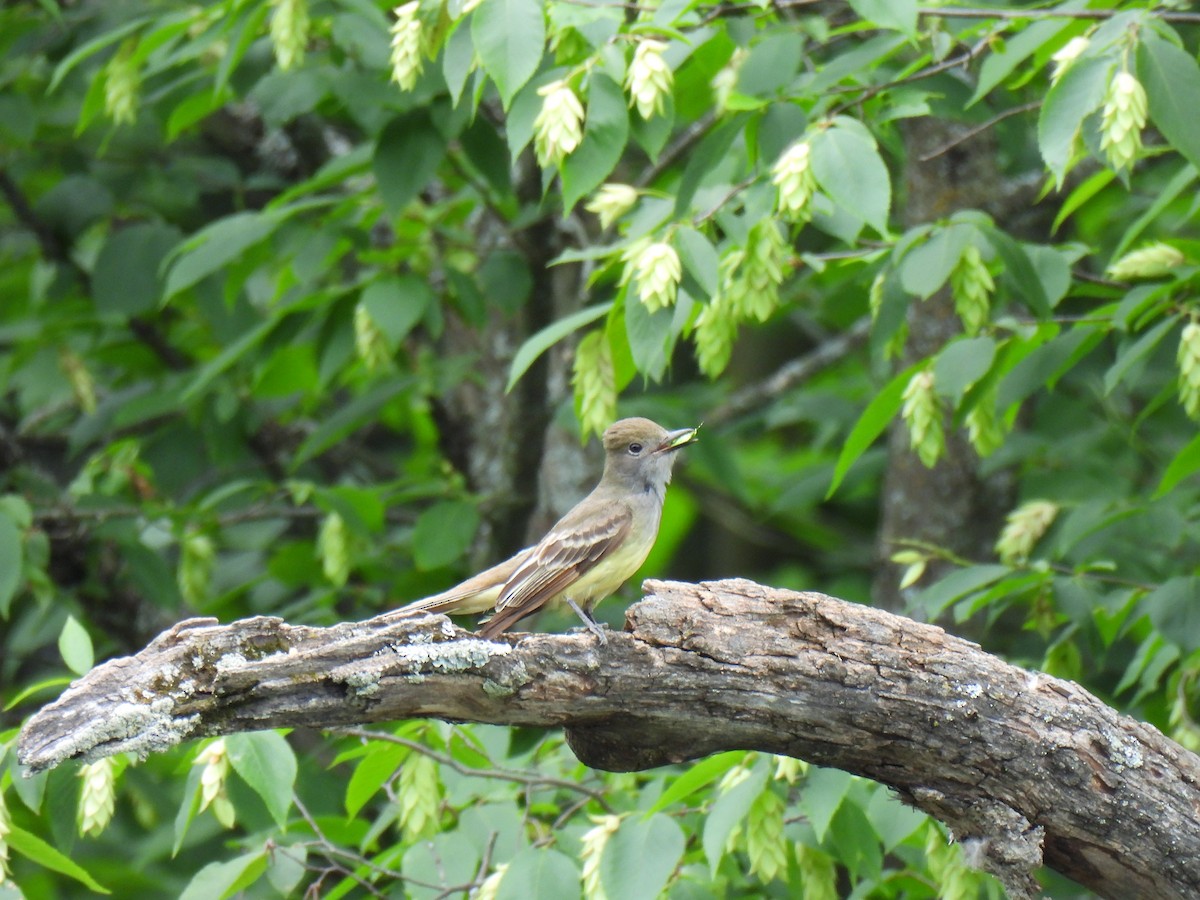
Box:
[179,851,269,900]
[361,275,432,348]
[57,615,94,675]
[562,75,628,212]
[443,20,476,107]
[675,226,720,298]
[495,846,579,900]
[809,121,891,236]
[646,750,745,814]
[471,0,545,108]
[163,212,278,300]
[899,224,970,299]
[827,364,919,498]
[624,290,678,382]
[374,111,448,216]
[506,302,613,391]
[702,764,767,876]
[226,731,297,829]
[799,767,853,843]
[865,786,927,851]
[987,230,1050,317]
[968,17,1074,107]
[934,337,996,406]
[93,223,182,316]
[1103,315,1176,395]
[600,814,686,900]
[1137,30,1200,172]
[1145,576,1200,653]
[48,16,151,93]
[346,741,407,818]
[0,508,24,617]
[173,763,205,856]
[915,565,1011,620]
[412,501,481,571]
[292,379,413,467]
[1156,431,1200,497]
[7,824,110,893]
[846,0,916,37]
[1037,55,1110,187]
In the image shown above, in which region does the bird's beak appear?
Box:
[656,425,700,454]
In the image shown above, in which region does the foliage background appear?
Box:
[2,0,1200,896]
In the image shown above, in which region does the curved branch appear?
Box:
[17,579,1200,900]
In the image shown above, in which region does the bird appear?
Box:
[394,417,699,642]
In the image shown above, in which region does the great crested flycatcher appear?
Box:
[395,417,698,642]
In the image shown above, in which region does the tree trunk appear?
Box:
[18,579,1199,900]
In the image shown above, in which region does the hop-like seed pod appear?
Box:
[78,758,116,837]
[995,500,1059,564]
[693,294,738,378]
[270,0,310,71]
[632,240,682,313]
[771,140,816,220]
[1100,70,1147,172]
[901,370,944,468]
[104,39,140,125]
[573,330,616,439]
[389,2,425,90]
[711,47,747,113]
[625,39,673,119]
[533,80,585,167]
[1106,242,1184,281]
[1050,36,1089,84]
[585,183,638,229]
[728,220,788,322]
[580,814,621,899]
[965,390,1006,457]
[0,790,11,884]
[950,243,994,336]
[1177,320,1200,419]
[195,738,235,827]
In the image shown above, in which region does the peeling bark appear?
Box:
[18,579,1200,900]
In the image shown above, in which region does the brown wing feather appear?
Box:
[479,504,632,637]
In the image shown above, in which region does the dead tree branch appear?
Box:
[17,578,1200,900]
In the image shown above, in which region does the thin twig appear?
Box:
[917,101,1042,162]
[332,726,613,808]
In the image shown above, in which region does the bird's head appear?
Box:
[600,417,699,495]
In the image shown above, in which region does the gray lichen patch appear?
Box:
[30,698,199,770]
[331,638,514,698]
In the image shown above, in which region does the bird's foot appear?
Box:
[565,598,608,645]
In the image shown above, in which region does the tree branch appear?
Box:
[17,579,1200,899]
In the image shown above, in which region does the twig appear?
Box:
[710,317,873,425]
[332,726,613,808]
[917,101,1042,162]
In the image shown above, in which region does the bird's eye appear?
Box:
[628,442,643,455]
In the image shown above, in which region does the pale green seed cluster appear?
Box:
[965,389,1005,457]
[795,845,838,900]
[196,738,236,827]
[711,48,747,113]
[1100,70,1147,172]
[632,240,682,312]
[389,2,424,91]
[626,39,672,119]
[1169,686,1200,752]
[891,548,929,590]
[745,788,788,882]
[534,80,585,167]
[78,758,116,837]
[925,825,987,900]
[475,864,508,900]
[772,754,804,783]
[270,0,310,71]
[1106,242,1184,281]
[580,814,621,899]
[398,752,441,838]
[585,183,638,229]
[1050,36,1089,84]
[726,219,788,322]
[59,347,97,414]
[318,511,351,586]
[693,292,737,378]
[995,499,1059,565]
[178,529,215,606]
[901,370,944,468]
[771,140,816,220]
[104,40,140,125]
[354,303,393,372]
[950,243,994,336]
[1177,320,1200,419]
[572,329,616,439]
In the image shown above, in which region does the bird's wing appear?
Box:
[387,548,534,618]
[479,502,632,635]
